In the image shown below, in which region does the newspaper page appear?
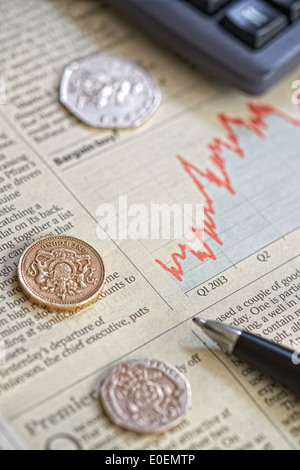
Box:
[0,414,27,450]
[0,0,300,451]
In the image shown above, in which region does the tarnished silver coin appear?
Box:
[60,53,161,129]
[99,359,191,434]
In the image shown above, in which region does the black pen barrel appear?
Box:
[233,332,300,395]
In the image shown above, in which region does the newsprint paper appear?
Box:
[0,0,300,450]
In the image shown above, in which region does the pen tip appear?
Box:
[193,317,207,327]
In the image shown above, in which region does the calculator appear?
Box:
[106,0,300,94]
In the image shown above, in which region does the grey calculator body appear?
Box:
[106,0,300,94]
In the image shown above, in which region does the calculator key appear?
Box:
[221,0,288,49]
[188,0,229,14]
[267,0,300,22]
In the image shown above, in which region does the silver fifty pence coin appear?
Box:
[60,53,161,129]
[99,359,192,434]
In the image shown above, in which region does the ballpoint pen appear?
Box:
[193,318,300,395]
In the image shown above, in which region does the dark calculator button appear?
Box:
[188,0,229,14]
[267,0,300,22]
[221,0,288,48]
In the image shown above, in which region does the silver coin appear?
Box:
[99,359,191,434]
[60,53,161,129]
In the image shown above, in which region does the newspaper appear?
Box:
[0,414,27,450]
[0,0,300,450]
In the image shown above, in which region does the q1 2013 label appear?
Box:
[197,275,228,297]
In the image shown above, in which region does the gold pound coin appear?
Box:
[18,236,106,312]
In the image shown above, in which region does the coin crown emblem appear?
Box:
[27,247,97,301]
[111,364,184,426]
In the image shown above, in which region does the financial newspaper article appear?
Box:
[0,0,300,450]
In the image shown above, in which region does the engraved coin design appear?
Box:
[18,236,106,312]
[99,359,191,434]
[60,53,161,129]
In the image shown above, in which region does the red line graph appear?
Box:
[155,102,300,282]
